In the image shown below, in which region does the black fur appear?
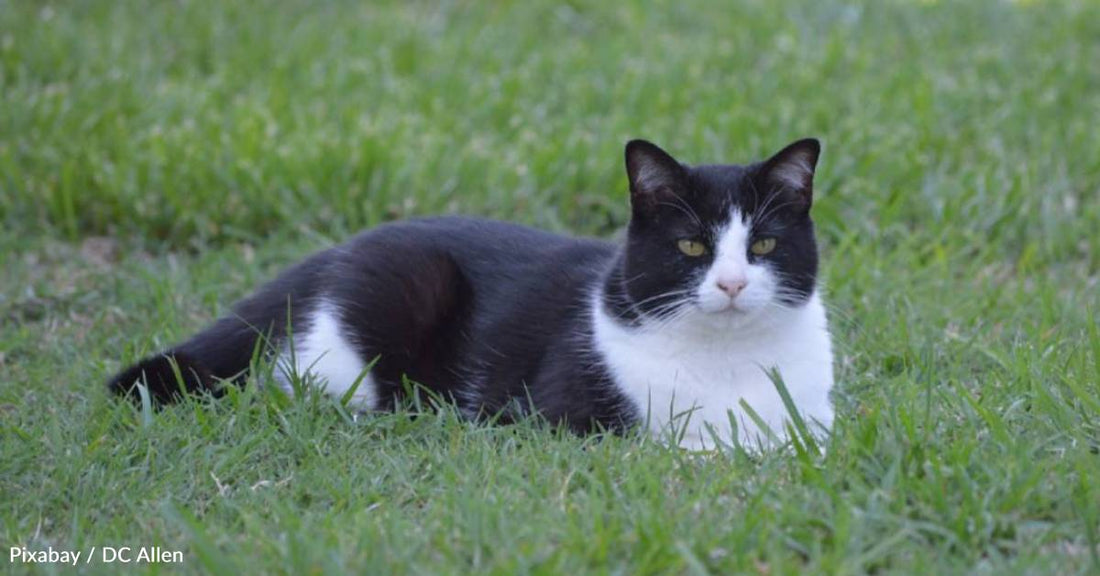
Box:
[108,139,822,433]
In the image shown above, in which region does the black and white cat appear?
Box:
[108,139,835,450]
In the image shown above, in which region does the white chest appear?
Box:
[592,295,835,450]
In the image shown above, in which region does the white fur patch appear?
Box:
[593,292,834,450]
[274,300,377,409]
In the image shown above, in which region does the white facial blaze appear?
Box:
[696,208,780,314]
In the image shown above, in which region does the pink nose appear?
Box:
[717,278,747,298]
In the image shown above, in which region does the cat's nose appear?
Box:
[716,278,747,298]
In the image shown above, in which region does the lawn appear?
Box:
[2,0,1099,573]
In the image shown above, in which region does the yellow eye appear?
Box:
[677,239,707,257]
[751,238,777,255]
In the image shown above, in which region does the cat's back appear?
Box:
[349,215,608,250]
[340,215,617,285]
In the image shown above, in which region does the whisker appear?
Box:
[604,287,697,325]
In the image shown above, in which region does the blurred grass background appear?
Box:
[2,0,1099,573]
[3,0,1097,261]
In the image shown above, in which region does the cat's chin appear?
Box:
[647,301,765,335]
[660,298,800,337]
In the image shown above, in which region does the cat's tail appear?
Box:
[107,253,328,406]
[106,316,264,405]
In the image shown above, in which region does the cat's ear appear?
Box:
[625,140,684,211]
[759,138,821,211]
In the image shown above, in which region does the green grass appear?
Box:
[2,0,1099,573]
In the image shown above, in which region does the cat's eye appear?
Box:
[750,237,777,256]
[677,239,707,257]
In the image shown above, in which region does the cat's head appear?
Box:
[616,138,822,328]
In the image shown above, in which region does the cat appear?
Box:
[107,139,835,450]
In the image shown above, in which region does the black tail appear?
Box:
[106,350,220,404]
[106,316,267,405]
[107,253,328,405]
[103,309,271,404]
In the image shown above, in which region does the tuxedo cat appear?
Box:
[108,139,835,449]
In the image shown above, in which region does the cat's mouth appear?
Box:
[723,303,753,315]
[697,298,749,316]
